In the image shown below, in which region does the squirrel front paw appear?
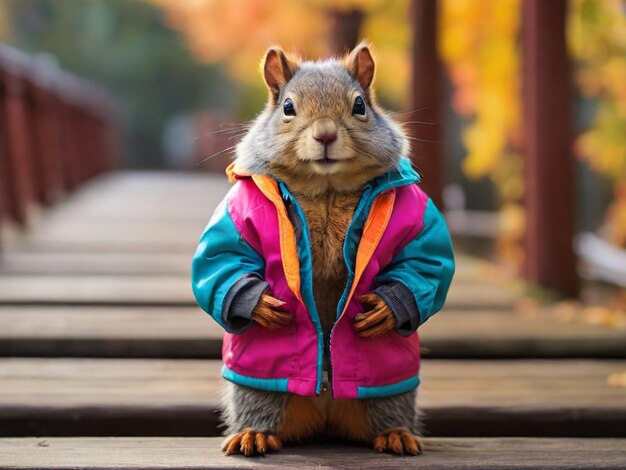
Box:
[251,293,294,330]
[373,428,422,456]
[222,428,282,456]
[354,293,397,338]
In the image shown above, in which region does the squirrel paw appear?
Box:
[222,428,282,456]
[354,293,397,338]
[372,428,422,456]
[252,293,294,330]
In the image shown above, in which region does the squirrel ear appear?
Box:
[345,42,375,92]
[263,47,298,102]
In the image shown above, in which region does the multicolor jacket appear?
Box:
[191,158,454,399]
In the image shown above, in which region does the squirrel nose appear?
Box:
[312,118,337,145]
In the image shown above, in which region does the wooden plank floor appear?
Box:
[0,252,193,275]
[1,171,625,468]
[0,274,518,309]
[1,306,625,358]
[1,437,625,469]
[1,358,625,437]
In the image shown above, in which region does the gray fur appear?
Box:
[365,389,421,436]
[221,382,287,435]
[221,382,421,439]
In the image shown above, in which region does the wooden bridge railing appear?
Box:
[0,44,119,230]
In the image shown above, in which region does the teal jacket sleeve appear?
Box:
[191,197,267,334]
[373,198,455,334]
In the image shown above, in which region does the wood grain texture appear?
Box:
[0,275,518,309]
[0,246,481,279]
[27,171,230,222]
[0,437,625,469]
[0,306,220,358]
[1,359,625,437]
[20,222,205,252]
[0,252,193,275]
[1,307,625,359]
[6,171,228,253]
[0,275,193,305]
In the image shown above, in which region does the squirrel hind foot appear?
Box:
[372,428,422,456]
[222,428,282,457]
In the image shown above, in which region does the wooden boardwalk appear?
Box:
[2,437,625,469]
[1,172,625,468]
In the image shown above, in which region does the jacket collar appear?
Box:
[367,157,421,195]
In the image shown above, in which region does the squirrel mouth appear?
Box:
[315,157,339,166]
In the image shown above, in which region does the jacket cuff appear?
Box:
[222,273,268,334]
[373,281,420,337]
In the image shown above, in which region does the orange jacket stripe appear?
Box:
[252,175,304,304]
[338,189,396,319]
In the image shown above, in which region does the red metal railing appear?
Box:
[0,44,119,229]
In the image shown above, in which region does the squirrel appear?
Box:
[191,42,455,456]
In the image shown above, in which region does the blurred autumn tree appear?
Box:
[0,0,228,167]
[149,0,412,109]
[439,0,524,270]
[569,0,626,249]
[440,0,626,268]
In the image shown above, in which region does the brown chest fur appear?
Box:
[294,190,362,334]
[280,190,370,444]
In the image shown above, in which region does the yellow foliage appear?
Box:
[0,2,10,41]
[520,299,626,329]
[361,2,411,104]
[440,0,523,269]
[603,183,626,247]
[440,0,521,182]
[569,0,626,248]
[146,0,411,108]
[607,370,626,388]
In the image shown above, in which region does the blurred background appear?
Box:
[1,0,625,304]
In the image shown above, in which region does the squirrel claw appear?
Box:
[354,293,396,338]
[372,428,422,456]
[222,429,282,456]
[252,294,294,330]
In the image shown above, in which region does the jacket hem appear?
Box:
[356,375,420,398]
[221,365,289,392]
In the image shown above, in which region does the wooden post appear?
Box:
[58,102,81,190]
[410,0,444,209]
[327,9,364,55]
[522,0,578,296]
[29,82,63,205]
[0,79,10,224]
[1,71,34,225]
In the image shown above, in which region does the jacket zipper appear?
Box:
[328,186,373,398]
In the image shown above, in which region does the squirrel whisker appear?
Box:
[401,120,436,126]
[194,127,248,140]
[404,135,447,146]
[196,145,238,166]
[390,106,432,117]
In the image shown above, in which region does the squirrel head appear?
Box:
[235,42,409,197]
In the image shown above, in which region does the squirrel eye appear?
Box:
[352,96,366,116]
[283,98,296,117]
